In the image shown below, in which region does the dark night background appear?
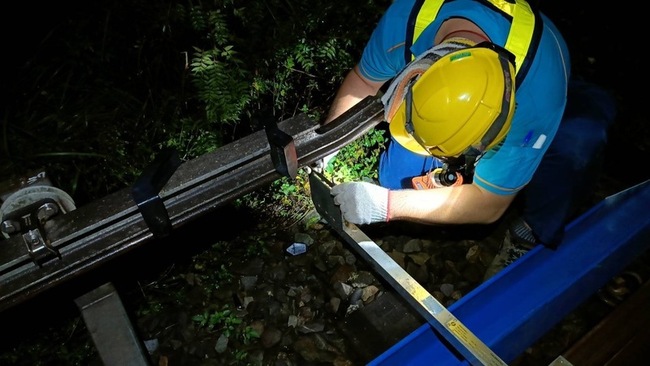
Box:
[2,1,647,197]
[1,1,648,365]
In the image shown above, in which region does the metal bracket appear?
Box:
[75,282,151,366]
[131,148,181,238]
[22,228,60,266]
[1,180,76,265]
[5,199,62,265]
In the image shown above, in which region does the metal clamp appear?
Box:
[265,120,297,179]
[131,148,181,238]
[1,177,76,265]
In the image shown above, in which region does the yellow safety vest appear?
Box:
[405,0,541,87]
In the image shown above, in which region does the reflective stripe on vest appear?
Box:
[405,0,541,87]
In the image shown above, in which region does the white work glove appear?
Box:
[330,182,390,225]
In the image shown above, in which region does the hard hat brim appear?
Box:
[389,104,432,157]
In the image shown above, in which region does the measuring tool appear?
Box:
[309,171,507,366]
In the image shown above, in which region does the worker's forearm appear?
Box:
[324,93,365,124]
[388,184,514,225]
[324,66,384,124]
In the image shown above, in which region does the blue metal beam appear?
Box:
[369,179,650,365]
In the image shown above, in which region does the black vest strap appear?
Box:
[405,0,428,64]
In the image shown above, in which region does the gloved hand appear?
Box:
[330,181,390,225]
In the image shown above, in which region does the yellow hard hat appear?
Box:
[389,43,516,158]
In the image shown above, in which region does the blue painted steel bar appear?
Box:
[369,179,650,366]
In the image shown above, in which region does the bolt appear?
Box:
[37,202,59,222]
[1,220,19,234]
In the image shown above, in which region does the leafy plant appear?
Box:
[245,237,269,258]
[217,263,234,282]
[232,349,249,362]
[326,127,389,184]
[137,299,164,317]
[192,307,243,336]
[240,326,261,345]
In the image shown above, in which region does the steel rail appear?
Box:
[0,96,385,313]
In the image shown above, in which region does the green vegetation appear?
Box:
[1,0,389,205]
[192,307,244,335]
[326,128,389,184]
